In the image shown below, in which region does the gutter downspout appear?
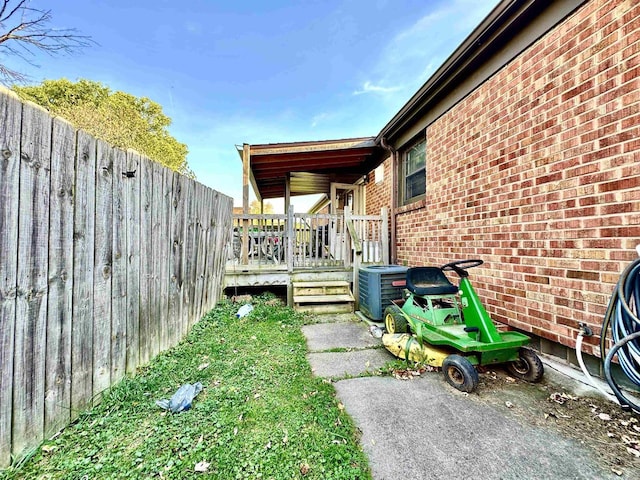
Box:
[380,137,397,264]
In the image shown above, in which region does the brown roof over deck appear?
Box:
[237,137,383,203]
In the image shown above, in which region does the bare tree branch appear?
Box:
[0,0,94,85]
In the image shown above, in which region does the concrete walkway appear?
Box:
[302,315,619,480]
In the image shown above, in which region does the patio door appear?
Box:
[329,183,364,260]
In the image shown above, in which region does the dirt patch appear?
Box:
[473,367,640,477]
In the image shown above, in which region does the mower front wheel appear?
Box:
[384,306,408,334]
[506,348,544,383]
[442,355,479,393]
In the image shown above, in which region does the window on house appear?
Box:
[401,138,426,205]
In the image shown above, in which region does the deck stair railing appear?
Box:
[344,206,389,303]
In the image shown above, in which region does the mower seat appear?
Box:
[406,267,459,296]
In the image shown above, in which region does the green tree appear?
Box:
[249,200,274,214]
[13,78,191,175]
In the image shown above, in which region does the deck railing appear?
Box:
[228,207,388,271]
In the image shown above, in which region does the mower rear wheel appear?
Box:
[506,348,544,382]
[442,355,479,393]
[384,306,408,334]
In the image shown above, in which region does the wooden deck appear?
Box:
[223,208,389,306]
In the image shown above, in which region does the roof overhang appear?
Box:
[377,0,587,146]
[239,137,383,200]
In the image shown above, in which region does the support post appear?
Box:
[242,143,250,264]
[286,204,294,274]
[330,183,336,215]
[285,173,291,214]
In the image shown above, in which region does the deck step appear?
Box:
[292,280,354,314]
[293,280,351,297]
[293,294,354,303]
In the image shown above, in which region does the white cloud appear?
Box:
[185,22,202,34]
[356,0,499,107]
[353,81,402,96]
[311,112,330,127]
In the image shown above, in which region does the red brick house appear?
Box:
[366,0,639,366]
[238,0,639,370]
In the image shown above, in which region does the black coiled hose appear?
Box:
[600,258,640,412]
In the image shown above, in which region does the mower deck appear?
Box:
[418,323,530,353]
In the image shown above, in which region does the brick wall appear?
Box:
[383,0,640,356]
[366,156,393,249]
[366,155,392,216]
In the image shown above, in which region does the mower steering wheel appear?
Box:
[441,259,484,278]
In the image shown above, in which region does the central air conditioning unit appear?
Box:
[358,265,408,321]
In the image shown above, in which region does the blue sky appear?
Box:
[4,0,498,209]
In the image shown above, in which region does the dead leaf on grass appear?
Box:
[549,392,577,404]
[545,412,566,420]
[41,444,56,454]
[626,446,640,458]
[300,463,310,475]
[197,363,209,371]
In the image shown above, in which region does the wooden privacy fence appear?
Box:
[0,88,233,466]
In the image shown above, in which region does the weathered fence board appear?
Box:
[93,139,114,399]
[110,148,127,385]
[45,118,75,438]
[193,183,206,321]
[125,151,141,374]
[203,189,216,309]
[149,160,163,359]
[13,101,52,458]
[0,90,22,467]
[169,172,184,345]
[184,180,197,326]
[139,156,153,365]
[213,191,231,302]
[71,130,96,415]
[159,167,172,352]
[0,88,233,468]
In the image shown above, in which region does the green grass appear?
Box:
[1,295,371,480]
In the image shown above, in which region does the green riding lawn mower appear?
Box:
[382,259,544,393]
